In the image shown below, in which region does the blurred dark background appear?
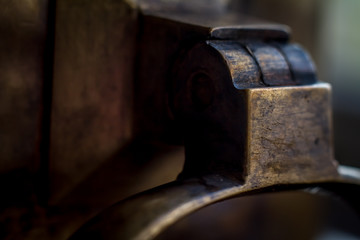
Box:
[0,0,359,239]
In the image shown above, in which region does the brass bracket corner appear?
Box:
[71,20,360,240]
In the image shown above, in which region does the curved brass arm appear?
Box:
[70,166,360,240]
[71,23,360,239]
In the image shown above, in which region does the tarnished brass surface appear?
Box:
[171,39,322,179]
[133,6,292,142]
[277,44,317,85]
[246,84,338,186]
[2,0,359,239]
[0,0,360,239]
[247,43,292,86]
[71,21,360,239]
[211,25,290,41]
[208,41,263,89]
[71,170,360,240]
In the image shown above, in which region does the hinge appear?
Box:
[171,26,338,184]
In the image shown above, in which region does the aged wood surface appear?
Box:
[49,0,138,203]
[0,0,48,174]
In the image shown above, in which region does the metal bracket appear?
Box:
[70,17,360,240]
[171,28,332,183]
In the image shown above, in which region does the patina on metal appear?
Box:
[70,11,360,240]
